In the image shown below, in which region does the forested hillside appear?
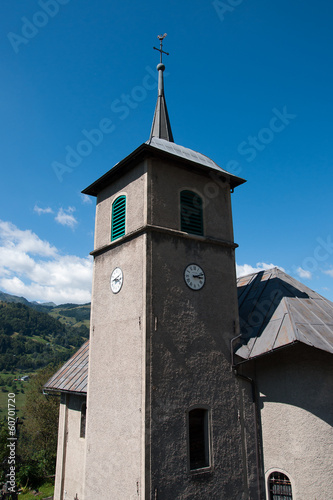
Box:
[0,301,89,371]
[0,295,91,493]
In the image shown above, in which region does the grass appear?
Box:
[48,304,90,330]
[30,336,49,344]
[48,311,90,329]
[18,481,54,499]
[0,372,35,417]
[0,391,26,418]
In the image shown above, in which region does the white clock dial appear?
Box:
[184,264,205,291]
[110,267,123,294]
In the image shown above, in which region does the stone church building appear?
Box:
[45,45,333,500]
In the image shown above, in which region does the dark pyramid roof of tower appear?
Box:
[149,65,174,142]
[44,268,333,394]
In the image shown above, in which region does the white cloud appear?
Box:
[0,221,57,257]
[324,269,333,278]
[296,267,312,280]
[34,205,54,215]
[55,207,78,229]
[0,220,92,304]
[236,262,283,278]
[81,193,92,205]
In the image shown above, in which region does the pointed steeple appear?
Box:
[149,34,174,143]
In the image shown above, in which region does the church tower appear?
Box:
[82,37,247,499]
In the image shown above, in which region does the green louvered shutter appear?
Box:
[111,195,126,241]
[180,190,203,236]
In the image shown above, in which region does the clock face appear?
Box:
[184,264,205,291]
[110,267,123,294]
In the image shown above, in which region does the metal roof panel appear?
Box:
[82,139,246,196]
[44,341,89,394]
[236,268,333,360]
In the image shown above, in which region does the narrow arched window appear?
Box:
[111,195,126,241]
[268,472,292,500]
[180,190,203,236]
[188,408,210,470]
[80,402,86,438]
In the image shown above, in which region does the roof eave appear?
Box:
[82,143,148,197]
[43,386,87,396]
[235,340,301,364]
[82,142,246,197]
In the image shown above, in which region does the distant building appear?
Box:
[45,45,333,499]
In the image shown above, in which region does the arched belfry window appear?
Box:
[111,195,126,241]
[268,472,293,500]
[80,402,86,438]
[180,190,203,236]
[188,408,210,471]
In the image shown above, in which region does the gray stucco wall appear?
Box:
[54,394,86,500]
[148,157,235,242]
[94,161,147,250]
[147,231,248,498]
[84,162,149,499]
[254,344,333,499]
[84,235,147,500]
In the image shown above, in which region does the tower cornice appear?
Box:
[90,224,238,257]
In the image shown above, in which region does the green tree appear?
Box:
[18,366,60,487]
[0,418,9,474]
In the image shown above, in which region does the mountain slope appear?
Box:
[0,301,89,371]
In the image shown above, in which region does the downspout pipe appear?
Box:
[231,335,263,500]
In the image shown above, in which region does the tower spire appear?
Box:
[149,34,174,143]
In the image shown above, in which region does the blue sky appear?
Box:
[0,0,332,304]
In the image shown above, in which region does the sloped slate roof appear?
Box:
[44,340,89,394]
[146,137,240,177]
[44,268,333,394]
[236,267,333,360]
[82,139,245,197]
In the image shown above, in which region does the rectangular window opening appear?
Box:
[180,191,203,236]
[80,402,86,438]
[188,408,210,471]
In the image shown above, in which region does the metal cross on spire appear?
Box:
[153,33,169,64]
[149,33,174,142]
